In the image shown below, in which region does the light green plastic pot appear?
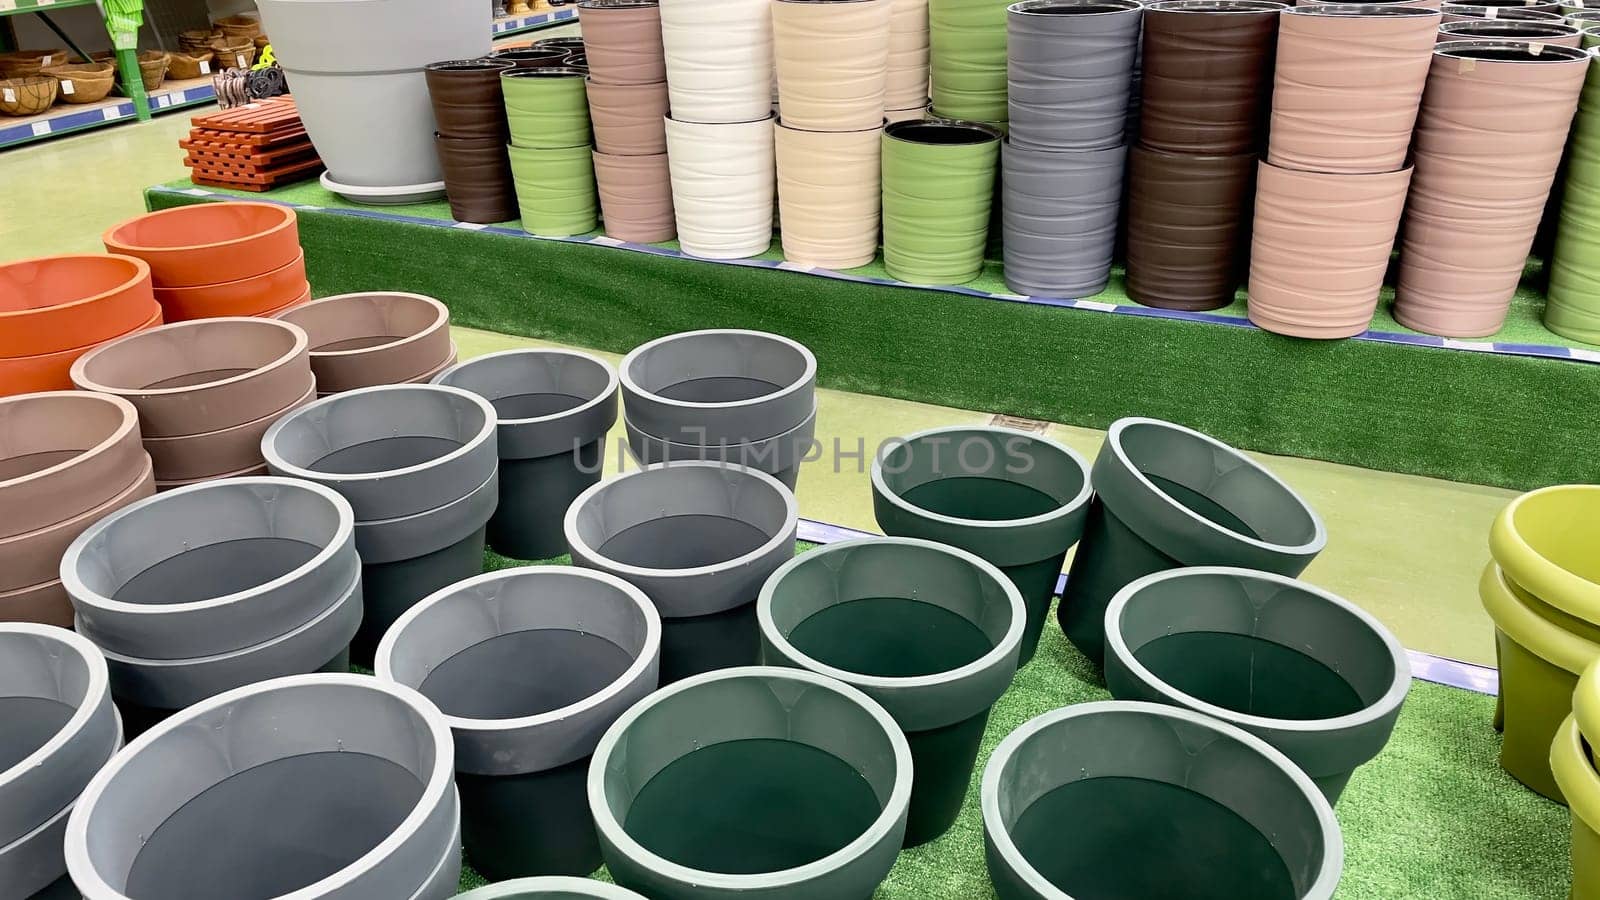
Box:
[1551,713,1600,900]
[502,68,593,150]
[882,118,1003,285]
[508,145,599,237]
[455,878,647,899]
[1547,50,1600,344]
[1490,485,1600,628]
[929,0,1011,124]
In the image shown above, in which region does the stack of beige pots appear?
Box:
[68,318,315,490]
[580,0,677,242]
[276,291,456,396]
[772,0,892,270]
[0,392,153,628]
[887,0,932,121]
[1247,4,1437,339]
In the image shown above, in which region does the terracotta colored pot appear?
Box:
[1441,3,1565,21]
[594,151,677,242]
[0,391,144,539]
[929,0,1013,123]
[1394,40,1589,337]
[887,0,932,109]
[0,579,72,627]
[277,292,453,393]
[665,115,777,259]
[1138,0,1285,155]
[0,453,152,593]
[773,0,893,131]
[426,58,516,141]
[1006,0,1145,152]
[141,382,315,482]
[0,306,163,399]
[260,285,314,319]
[577,0,666,85]
[1124,144,1256,310]
[1438,16,1583,40]
[151,251,308,322]
[489,47,571,70]
[660,0,775,124]
[1002,141,1126,297]
[102,202,300,288]
[1269,5,1441,174]
[1547,53,1600,342]
[774,120,884,269]
[0,254,157,356]
[436,134,520,224]
[585,79,669,155]
[70,317,313,438]
[507,144,601,237]
[503,67,592,149]
[1247,161,1413,338]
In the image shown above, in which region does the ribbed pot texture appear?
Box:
[425,59,516,141]
[1247,161,1413,338]
[1138,0,1285,155]
[1002,141,1126,296]
[1437,18,1584,43]
[887,0,932,108]
[436,135,519,224]
[1395,41,1589,337]
[775,0,893,132]
[507,144,600,237]
[929,0,1013,124]
[585,80,669,155]
[775,122,884,269]
[1006,0,1145,152]
[577,0,666,85]
[665,115,777,259]
[882,119,1003,284]
[1269,6,1440,173]
[660,0,774,123]
[503,68,592,150]
[1547,55,1600,343]
[594,151,678,242]
[1124,143,1256,309]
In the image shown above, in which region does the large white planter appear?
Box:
[665,115,776,259]
[659,0,773,124]
[255,0,490,204]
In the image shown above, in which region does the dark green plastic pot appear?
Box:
[882,118,1003,285]
[455,878,646,899]
[758,537,1025,847]
[871,426,1091,667]
[502,67,592,150]
[1056,417,1326,667]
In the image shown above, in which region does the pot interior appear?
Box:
[436,350,612,421]
[1505,487,1600,586]
[1289,4,1437,16]
[885,120,998,146]
[1144,0,1286,12]
[503,66,588,80]
[77,319,300,392]
[991,707,1328,899]
[427,58,515,73]
[1443,4,1562,18]
[1010,0,1142,14]
[572,466,790,569]
[106,203,289,252]
[0,630,90,772]
[270,387,488,476]
[878,429,1084,524]
[577,0,660,8]
[1440,19,1573,34]
[1436,39,1588,58]
[490,47,568,64]
[626,332,811,405]
[0,393,126,481]
[599,673,898,874]
[280,292,444,354]
[533,37,586,50]
[0,254,144,313]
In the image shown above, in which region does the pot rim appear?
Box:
[1489,484,1600,618]
[487,47,568,60]
[1142,0,1287,12]
[1438,17,1579,31]
[1285,3,1440,16]
[101,201,295,257]
[503,65,588,79]
[586,665,915,891]
[1434,37,1590,58]
[431,347,619,428]
[0,390,140,497]
[1574,657,1600,766]
[618,328,817,418]
[151,250,304,298]
[0,623,111,803]
[1007,0,1144,14]
[1479,562,1595,674]
[665,111,778,127]
[980,700,1343,900]
[885,116,1004,144]
[0,253,150,326]
[1550,713,1600,831]
[776,115,887,135]
[576,0,659,8]
[454,876,645,899]
[69,316,309,399]
[278,291,450,363]
[1259,158,1416,181]
[426,58,516,73]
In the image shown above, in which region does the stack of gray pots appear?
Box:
[433,349,619,561]
[59,478,362,735]
[0,624,120,898]
[455,879,648,899]
[619,329,817,490]
[1004,0,1144,297]
[376,567,660,880]
[261,384,499,666]
[64,673,462,900]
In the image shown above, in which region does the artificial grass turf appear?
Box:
[148,185,1600,493]
[459,547,1571,899]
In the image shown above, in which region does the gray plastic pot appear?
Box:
[1002,140,1127,297]
[433,349,618,561]
[0,624,121,898]
[456,879,647,899]
[1103,566,1410,803]
[619,329,817,446]
[758,538,1024,847]
[871,426,1092,668]
[1056,417,1327,667]
[1006,0,1145,151]
[565,462,798,684]
[377,567,660,880]
[588,666,913,899]
[64,673,461,900]
[981,701,1343,900]
[622,404,817,490]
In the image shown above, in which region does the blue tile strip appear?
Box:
[1,83,216,149]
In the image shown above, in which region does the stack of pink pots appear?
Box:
[579,0,676,242]
[276,292,457,396]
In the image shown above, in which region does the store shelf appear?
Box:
[0,76,214,149]
[491,6,576,36]
[0,0,99,13]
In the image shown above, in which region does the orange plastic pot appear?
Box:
[0,306,163,398]
[102,202,300,288]
[0,579,72,627]
[276,292,453,393]
[142,381,315,482]
[0,391,144,538]
[151,251,310,322]
[260,285,314,318]
[0,452,153,593]
[0,254,156,356]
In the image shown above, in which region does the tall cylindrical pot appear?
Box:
[577,0,666,85]
[585,79,669,156]
[1124,144,1256,310]
[425,58,516,141]
[508,145,601,238]
[772,0,893,131]
[1548,53,1600,343]
[659,0,774,123]
[1002,140,1126,296]
[436,135,520,225]
[503,68,592,149]
[1006,0,1145,152]
[665,116,776,259]
[929,0,1013,123]
[882,118,1002,284]
[593,151,678,243]
[887,0,932,109]
[775,121,884,269]
[619,329,817,445]
[1552,711,1600,898]
[1137,0,1285,155]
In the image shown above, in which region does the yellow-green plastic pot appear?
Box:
[1551,713,1600,899]
[881,118,1001,284]
[1490,485,1600,621]
[502,68,592,150]
[1577,656,1600,770]
[1548,56,1600,344]
[507,144,598,237]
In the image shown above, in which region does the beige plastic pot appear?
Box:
[139,382,315,482]
[1248,161,1414,338]
[887,104,930,122]
[772,0,893,131]
[594,151,678,242]
[0,454,153,596]
[585,79,670,156]
[276,292,453,394]
[660,0,774,123]
[1437,17,1584,42]
[0,391,143,539]
[775,120,884,269]
[665,115,777,259]
[887,0,932,109]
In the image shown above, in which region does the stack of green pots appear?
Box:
[502,67,599,237]
[1552,657,1600,899]
[1546,47,1600,344]
[929,0,1010,126]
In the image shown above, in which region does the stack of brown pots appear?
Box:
[1247,4,1436,339]
[1436,17,1583,43]
[276,292,457,396]
[580,0,676,242]
[69,318,315,490]
[1393,40,1590,336]
[1124,0,1283,311]
[0,392,153,627]
[426,58,520,224]
[772,0,892,269]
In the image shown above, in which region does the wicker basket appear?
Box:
[179,30,216,53]
[215,14,263,41]
[135,50,169,91]
[167,51,215,80]
[211,40,257,70]
[0,49,71,79]
[0,76,59,116]
[41,63,115,104]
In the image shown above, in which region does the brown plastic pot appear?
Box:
[1437,16,1583,40]
[1248,161,1413,338]
[593,150,677,242]
[1139,0,1286,155]
[407,344,460,386]
[0,306,163,399]
[1124,144,1257,310]
[489,47,571,70]
[140,382,315,482]
[0,579,72,627]
[0,391,143,539]
[578,0,666,85]
[70,317,313,439]
[1269,5,1441,174]
[0,254,157,357]
[151,251,308,322]
[436,134,520,224]
[585,79,670,155]
[425,58,517,141]
[775,119,884,269]
[276,292,453,393]
[1394,40,1589,337]
[101,203,300,288]
[0,453,152,594]
[773,0,893,131]
[1440,3,1565,21]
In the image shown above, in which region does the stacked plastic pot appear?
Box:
[504,65,599,237]
[882,118,1003,283]
[102,203,309,322]
[1124,0,1282,311]
[0,393,153,628]
[1003,0,1143,298]
[426,58,520,224]
[1556,658,1600,897]
[887,0,933,120]
[276,291,457,396]
[0,254,161,397]
[772,0,891,269]
[1246,4,1436,339]
[1437,17,1582,43]
[929,0,1012,124]
[69,317,314,490]
[1546,46,1600,343]
[580,0,676,243]
[660,0,776,258]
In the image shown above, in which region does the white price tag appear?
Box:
[199,59,211,74]
[2,88,14,103]
[60,79,74,95]
[37,0,56,6]
[1485,6,1498,17]
[236,53,247,67]
[38,53,52,65]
